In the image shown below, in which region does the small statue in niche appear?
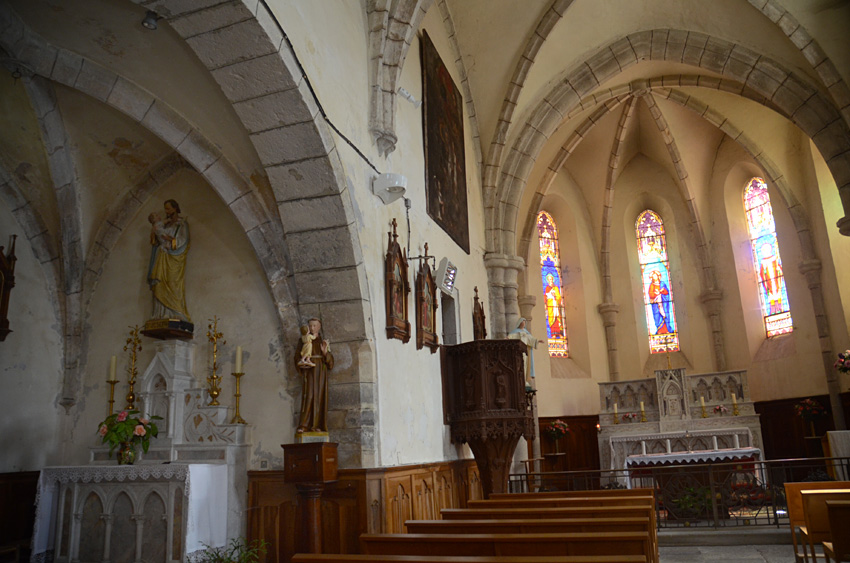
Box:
[472,286,487,340]
[507,317,538,390]
[295,317,334,433]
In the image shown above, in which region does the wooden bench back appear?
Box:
[783,481,850,560]
[801,490,850,546]
[292,555,647,563]
[442,505,652,520]
[783,481,850,530]
[405,516,650,535]
[489,488,654,500]
[826,500,850,560]
[467,496,654,509]
[360,532,650,558]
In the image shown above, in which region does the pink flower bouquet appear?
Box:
[97,410,161,458]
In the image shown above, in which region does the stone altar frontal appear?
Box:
[32,464,226,562]
[597,369,764,485]
[34,340,252,562]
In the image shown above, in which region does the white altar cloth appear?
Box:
[624,447,763,488]
[33,463,227,560]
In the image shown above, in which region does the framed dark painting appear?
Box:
[421,30,470,254]
[415,244,439,353]
[385,218,410,343]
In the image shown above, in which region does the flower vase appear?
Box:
[117,442,136,465]
[554,440,560,454]
[809,421,816,438]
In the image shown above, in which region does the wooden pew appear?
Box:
[823,500,850,563]
[488,488,654,500]
[293,555,647,563]
[406,516,651,536]
[467,496,654,509]
[360,532,650,558]
[783,481,850,562]
[454,496,658,563]
[800,490,850,563]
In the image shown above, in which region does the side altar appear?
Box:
[597,368,764,487]
[33,340,251,562]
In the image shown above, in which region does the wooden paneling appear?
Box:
[538,416,601,473]
[248,459,480,563]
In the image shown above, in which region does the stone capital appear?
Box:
[597,302,620,326]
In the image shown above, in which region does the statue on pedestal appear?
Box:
[295,318,334,434]
[142,200,193,339]
[507,317,538,389]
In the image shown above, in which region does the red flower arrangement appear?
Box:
[545,419,570,440]
[622,413,639,422]
[794,398,827,422]
[835,350,850,374]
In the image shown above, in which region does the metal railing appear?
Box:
[508,456,850,529]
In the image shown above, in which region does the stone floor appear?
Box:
[659,545,797,563]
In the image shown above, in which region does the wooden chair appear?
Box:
[783,481,850,562]
[823,500,850,563]
[800,489,850,562]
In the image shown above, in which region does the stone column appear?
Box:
[518,295,536,323]
[485,253,526,338]
[700,289,726,372]
[597,302,620,381]
[799,259,846,430]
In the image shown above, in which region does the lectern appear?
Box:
[282,442,338,554]
[441,339,534,497]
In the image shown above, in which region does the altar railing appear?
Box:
[508,456,850,529]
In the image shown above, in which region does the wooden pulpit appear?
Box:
[441,339,534,497]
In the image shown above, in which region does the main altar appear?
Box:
[33,340,251,562]
[598,368,764,488]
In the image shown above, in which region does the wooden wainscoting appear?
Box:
[247,459,480,563]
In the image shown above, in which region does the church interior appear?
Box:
[1,0,849,560]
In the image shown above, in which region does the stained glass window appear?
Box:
[537,212,568,357]
[636,210,680,353]
[743,177,792,337]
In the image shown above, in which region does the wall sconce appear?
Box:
[142,10,161,30]
[372,173,407,205]
[436,257,458,295]
[397,87,422,109]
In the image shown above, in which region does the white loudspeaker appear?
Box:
[372,173,408,204]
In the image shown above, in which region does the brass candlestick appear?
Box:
[107,380,117,415]
[206,316,225,406]
[701,404,708,418]
[231,372,246,424]
[123,326,142,410]
[613,414,620,424]
[733,403,740,416]
[640,406,647,423]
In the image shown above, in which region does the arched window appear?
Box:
[537,211,568,357]
[636,210,680,353]
[743,177,792,337]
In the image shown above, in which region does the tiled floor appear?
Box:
[660,544,797,563]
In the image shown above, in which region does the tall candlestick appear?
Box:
[235,346,242,373]
[732,393,737,405]
[613,402,619,424]
[109,355,117,382]
[640,401,644,411]
[700,396,705,407]
[614,403,618,415]
[639,401,647,422]
[732,392,739,416]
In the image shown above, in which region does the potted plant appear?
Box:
[189,538,268,563]
[794,398,828,436]
[544,419,569,453]
[97,409,161,465]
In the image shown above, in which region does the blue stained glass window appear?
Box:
[744,177,792,337]
[636,210,680,353]
[537,212,568,357]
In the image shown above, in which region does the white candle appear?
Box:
[109,356,117,381]
[613,403,618,415]
[640,401,645,411]
[235,346,243,373]
[700,396,705,407]
[732,393,737,405]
